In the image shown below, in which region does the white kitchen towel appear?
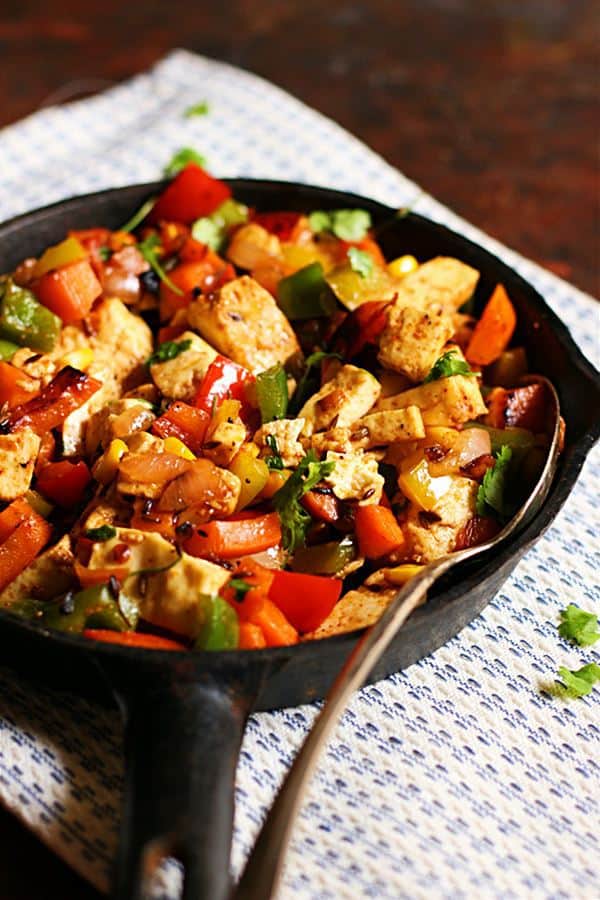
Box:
[0,50,598,900]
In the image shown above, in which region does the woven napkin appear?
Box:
[0,50,598,900]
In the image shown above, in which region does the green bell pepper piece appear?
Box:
[256,364,288,423]
[277,262,337,320]
[465,422,535,454]
[2,597,45,620]
[0,278,62,353]
[290,536,357,575]
[195,595,239,650]
[42,584,128,634]
[0,338,19,361]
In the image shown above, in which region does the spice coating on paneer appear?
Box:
[0,428,41,500]
[299,365,381,435]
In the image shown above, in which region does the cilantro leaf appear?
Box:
[272,451,335,551]
[265,434,284,470]
[348,247,374,278]
[164,147,207,177]
[184,100,210,118]
[558,605,600,647]
[147,339,192,367]
[308,209,372,241]
[556,663,600,698]
[228,578,252,602]
[476,445,513,519]
[98,246,112,262]
[85,525,117,542]
[424,350,474,384]
[288,351,342,415]
[121,196,156,233]
[137,234,183,295]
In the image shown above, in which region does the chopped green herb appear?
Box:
[164,147,207,177]
[308,209,372,242]
[121,196,156,233]
[424,350,474,384]
[137,234,183,295]
[347,247,374,278]
[184,100,210,118]
[476,445,513,519]
[265,434,284,470]
[272,450,335,551]
[558,605,600,647]
[85,525,117,542]
[289,351,341,415]
[556,663,600,698]
[98,246,112,262]
[191,200,249,251]
[228,578,252,602]
[147,338,192,367]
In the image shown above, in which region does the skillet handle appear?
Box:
[111,672,252,900]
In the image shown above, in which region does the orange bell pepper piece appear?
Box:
[0,362,39,409]
[466,284,517,366]
[250,598,298,647]
[152,401,210,455]
[0,500,52,592]
[238,622,267,650]
[354,504,406,559]
[0,366,101,436]
[183,512,282,560]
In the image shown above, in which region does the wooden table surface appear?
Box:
[0,1,598,897]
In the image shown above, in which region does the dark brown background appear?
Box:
[0,1,598,897]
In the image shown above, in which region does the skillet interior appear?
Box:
[0,179,598,712]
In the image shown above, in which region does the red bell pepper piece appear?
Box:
[0,362,39,409]
[183,511,282,560]
[354,504,406,559]
[485,383,548,433]
[34,259,102,324]
[147,164,232,225]
[0,499,53,593]
[251,211,303,241]
[268,570,342,633]
[0,366,102,436]
[157,324,186,345]
[194,355,255,416]
[83,630,186,650]
[36,460,92,507]
[301,490,340,525]
[152,401,210,455]
[334,300,391,359]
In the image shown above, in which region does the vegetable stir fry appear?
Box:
[0,164,560,650]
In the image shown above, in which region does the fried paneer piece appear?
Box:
[304,571,399,639]
[401,475,478,563]
[0,428,41,501]
[376,375,487,428]
[378,304,454,382]
[392,257,479,313]
[299,365,381,436]
[188,276,300,374]
[149,331,218,401]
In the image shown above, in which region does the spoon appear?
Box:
[234,375,561,900]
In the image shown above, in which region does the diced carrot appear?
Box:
[0,504,52,592]
[354,504,406,559]
[251,598,298,647]
[301,490,340,525]
[74,560,130,589]
[34,259,102,324]
[466,284,517,366]
[0,497,35,543]
[183,512,282,560]
[0,362,39,409]
[83,630,186,650]
[238,622,267,650]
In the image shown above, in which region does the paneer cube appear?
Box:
[0,427,41,501]
[324,450,384,505]
[376,375,487,427]
[187,276,300,374]
[299,365,381,436]
[254,418,306,467]
[311,406,424,454]
[88,297,153,391]
[392,256,479,313]
[150,331,218,401]
[378,303,454,382]
[401,475,478,562]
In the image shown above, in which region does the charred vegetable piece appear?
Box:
[256,364,288,423]
[152,401,210,455]
[194,594,239,650]
[42,584,128,634]
[0,278,62,352]
[0,366,102,436]
[277,262,337,320]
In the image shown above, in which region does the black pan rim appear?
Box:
[0,178,598,666]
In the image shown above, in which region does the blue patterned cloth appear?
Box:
[0,50,598,900]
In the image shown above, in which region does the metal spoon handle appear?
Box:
[233,562,444,900]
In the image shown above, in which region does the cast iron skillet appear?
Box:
[0,181,598,900]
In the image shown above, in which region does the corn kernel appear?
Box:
[382,564,424,586]
[387,254,419,279]
[163,436,196,460]
[94,438,128,485]
[59,347,94,372]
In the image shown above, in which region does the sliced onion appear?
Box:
[158,459,230,512]
[226,223,281,270]
[119,451,190,485]
[426,427,491,476]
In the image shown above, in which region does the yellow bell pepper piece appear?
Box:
[387,254,419,279]
[94,439,128,485]
[398,453,452,511]
[229,446,269,510]
[33,237,87,279]
[382,564,424,586]
[59,347,94,372]
[163,436,196,460]
[258,468,291,500]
